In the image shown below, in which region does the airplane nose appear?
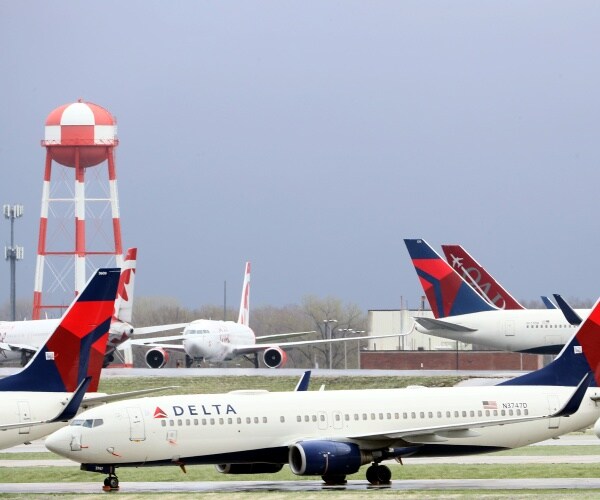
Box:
[45,429,71,458]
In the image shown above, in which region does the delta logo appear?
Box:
[154,407,168,419]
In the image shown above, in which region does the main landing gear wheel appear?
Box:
[366,463,392,485]
[321,474,347,485]
[103,474,119,491]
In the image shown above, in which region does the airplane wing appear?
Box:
[133,323,188,336]
[231,333,403,356]
[413,317,477,333]
[348,372,591,443]
[118,335,186,350]
[81,386,179,408]
[256,331,316,341]
[552,294,583,326]
[0,342,37,354]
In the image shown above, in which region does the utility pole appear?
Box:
[4,204,24,321]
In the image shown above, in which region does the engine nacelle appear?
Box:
[215,463,284,474]
[262,347,287,368]
[289,441,369,476]
[145,347,169,369]
[594,417,600,439]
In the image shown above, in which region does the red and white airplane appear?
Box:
[0,248,184,367]
[129,262,399,368]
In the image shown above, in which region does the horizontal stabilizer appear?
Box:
[414,317,477,333]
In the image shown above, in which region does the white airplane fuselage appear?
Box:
[0,392,77,449]
[0,318,133,364]
[46,384,600,467]
[182,319,255,362]
[416,309,589,354]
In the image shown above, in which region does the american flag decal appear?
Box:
[482,400,497,410]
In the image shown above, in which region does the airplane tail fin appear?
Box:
[237,262,251,326]
[404,239,496,318]
[441,244,525,310]
[0,268,120,393]
[113,248,137,323]
[502,296,600,387]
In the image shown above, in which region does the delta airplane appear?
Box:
[405,239,589,354]
[0,267,120,449]
[45,290,600,490]
[0,248,185,367]
[129,262,399,369]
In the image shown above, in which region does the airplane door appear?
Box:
[127,407,146,441]
[17,401,31,435]
[332,411,343,430]
[503,321,515,337]
[318,411,328,430]
[547,395,560,429]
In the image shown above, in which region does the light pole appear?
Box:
[4,204,24,321]
[323,319,338,369]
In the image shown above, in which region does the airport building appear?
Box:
[364,308,543,371]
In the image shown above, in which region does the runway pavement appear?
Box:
[1,478,600,494]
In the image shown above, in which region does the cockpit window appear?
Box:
[72,418,103,428]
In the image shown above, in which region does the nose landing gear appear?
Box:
[102,473,119,491]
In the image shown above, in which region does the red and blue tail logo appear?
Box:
[404,239,495,318]
[0,268,120,393]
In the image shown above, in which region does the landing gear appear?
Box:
[102,470,119,491]
[185,355,194,368]
[321,473,347,485]
[366,463,392,485]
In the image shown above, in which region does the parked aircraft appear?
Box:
[405,239,588,354]
[0,248,185,367]
[441,244,525,310]
[129,262,397,368]
[45,290,600,490]
[0,268,119,449]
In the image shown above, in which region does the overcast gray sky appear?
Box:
[1,1,599,315]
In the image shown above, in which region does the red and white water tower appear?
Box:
[33,100,124,319]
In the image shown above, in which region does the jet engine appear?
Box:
[145,347,169,369]
[594,417,600,438]
[289,441,369,476]
[262,347,287,368]
[215,463,284,474]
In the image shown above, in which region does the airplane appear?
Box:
[405,239,589,354]
[441,244,525,310]
[128,262,399,369]
[45,289,600,490]
[0,248,185,367]
[0,267,120,449]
